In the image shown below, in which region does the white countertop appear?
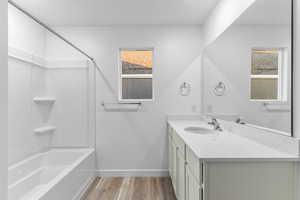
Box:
[168,119,299,161]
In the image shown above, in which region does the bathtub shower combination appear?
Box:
[6,0,300,200]
[8,149,95,200]
[8,2,97,200]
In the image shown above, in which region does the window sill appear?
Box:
[118,99,153,103]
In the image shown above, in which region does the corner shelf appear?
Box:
[34,126,56,134]
[33,97,56,104]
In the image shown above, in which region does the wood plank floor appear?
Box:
[83,177,177,200]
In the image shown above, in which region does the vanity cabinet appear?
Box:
[169,126,203,200]
[185,146,202,200]
[185,167,201,200]
[171,141,177,194]
[168,129,174,184]
[176,149,186,200]
[168,124,297,200]
[169,126,186,200]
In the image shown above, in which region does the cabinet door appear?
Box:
[172,142,177,195]
[177,151,186,200]
[168,136,173,182]
[186,167,202,200]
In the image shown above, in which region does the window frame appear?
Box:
[250,47,288,102]
[118,48,154,102]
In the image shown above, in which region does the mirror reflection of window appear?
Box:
[250,48,287,101]
[252,50,279,75]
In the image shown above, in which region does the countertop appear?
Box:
[168,119,299,161]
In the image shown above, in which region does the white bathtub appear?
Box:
[8,148,95,200]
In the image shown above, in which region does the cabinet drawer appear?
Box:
[173,131,185,156]
[186,146,201,183]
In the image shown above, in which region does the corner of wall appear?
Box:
[202,0,256,47]
[1,1,8,199]
[294,0,300,139]
[293,1,300,199]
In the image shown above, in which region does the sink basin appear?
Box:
[184,126,215,134]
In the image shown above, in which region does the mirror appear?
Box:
[202,0,293,136]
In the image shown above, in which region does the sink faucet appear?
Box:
[208,118,222,131]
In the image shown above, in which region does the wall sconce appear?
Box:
[180,82,191,96]
[213,82,226,96]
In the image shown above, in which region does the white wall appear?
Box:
[8,5,46,57]
[203,25,291,133]
[8,5,49,165]
[46,65,90,148]
[0,1,7,199]
[295,0,300,139]
[203,0,256,47]
[294,0,300,199]
[8,58,53,165]
[45,25,204,176]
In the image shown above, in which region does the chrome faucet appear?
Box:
[208,118,222,131]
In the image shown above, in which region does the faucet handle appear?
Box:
[208,118,217,125]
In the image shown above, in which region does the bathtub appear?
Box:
[8,148,96,200]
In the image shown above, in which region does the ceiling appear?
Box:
[11,0,220,26]
[235,0,292,25]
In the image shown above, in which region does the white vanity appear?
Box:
[168,116,299,200]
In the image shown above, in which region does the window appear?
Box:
[119,48,153,101]
[250,48,287,101]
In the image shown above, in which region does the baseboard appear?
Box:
[96,169,169,177]
[72,176,96,200]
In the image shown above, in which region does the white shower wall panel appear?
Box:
[46,68,90,147]
[8,58,51,165]
[8,2,49,165]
